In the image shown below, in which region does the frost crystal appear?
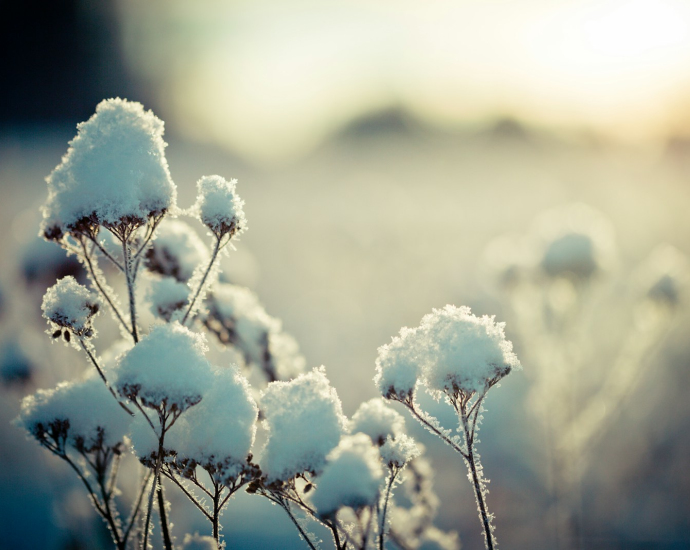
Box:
[260,367,347,481]
[42,98,176,235]
[42,276,100,337]
[146,220,210,282]
[15,375,132,452]
[311,433,384,518]
[166,367,258,483]
[419,305,520,395]
[351,398,405,445]
[375,326,422,400]
[193,175,246,239]
[115,322,213,411]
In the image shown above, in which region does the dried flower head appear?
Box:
[41,98,177,239]
[42,276,100,340]
[193,175,246,239]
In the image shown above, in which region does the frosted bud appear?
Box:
[165,367,258,484]
[260,367,347,481]
[145,220,210,282]
[193,175,246,239]
[380,433,420,468]
[42,276,99,340]
[375,326,422,401]
[15,375,132,454]
[311,433,385,518]
[419,305,521,396]
[114,323,214,412]
[41,98,176,237]
[148,277,190,322]
[351,398,405,445]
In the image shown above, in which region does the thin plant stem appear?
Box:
[379,468,399,550]
[460,405,496,550]
[157,482,173,550]
[78,338,134,416]
[182,236,222,325]
[87,234,124,272]
[279,498,319,550]
[79,238,132,337]
[124,470,154,544]
[122,239,139,343]
[401,399,468,459]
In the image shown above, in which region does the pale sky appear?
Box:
[118,0,690,162]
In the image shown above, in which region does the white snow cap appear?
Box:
[375,326,422,400]
[380,433,420,468]
[15,375,132,452]
[115,322,214,412]
[148,277,190,322]
[260,367,347,481]
[166,366,258,483]
[42,276,99,335]
[377,306,520,398]
[193,175,246,238]
[146,220,210,282]
[181,534,218,550]
[419,305,520,395]
[311,433,384,518]
[42,98,176,234]
[351,398,406,445]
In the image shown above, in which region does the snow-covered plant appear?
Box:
[376,305,521,549]
[14,98,463,550]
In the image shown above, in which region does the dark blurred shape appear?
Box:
[21,237,85,288]
[0,0,137,124]
[0,340,34,387]
[336,107,418,140]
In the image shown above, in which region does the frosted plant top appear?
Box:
[193,175,246,239]
[42,98,177,236]
[260,367,347,481]
[376,305,521,398]
[42,276,100,335]
[115,322,214,412]
[15,375,132,452]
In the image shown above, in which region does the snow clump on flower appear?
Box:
[41,98,176,237]
[148,277,190,322]
[419,305,520,395]
[376,305,520,399]
[380,433,420,468]
[165,366,258,484]
[15,375,132,453]
[311,433,384,518]
[351,398,406,445]
[114,322,213,411]
[375,326,423,400]
[146,220,210,283]
[42,276,100,337]
[260,367,347,481]
[193,175,246,239]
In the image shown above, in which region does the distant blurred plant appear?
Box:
[482,203,688,549]
[12,98,459,550]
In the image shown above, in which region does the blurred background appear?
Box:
[1,0,690,548]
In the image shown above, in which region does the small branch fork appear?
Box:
[391,382,498,550]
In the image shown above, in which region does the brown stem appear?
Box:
[461,405,495,550]
[157,482,173,550]
[182,236,221,325]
